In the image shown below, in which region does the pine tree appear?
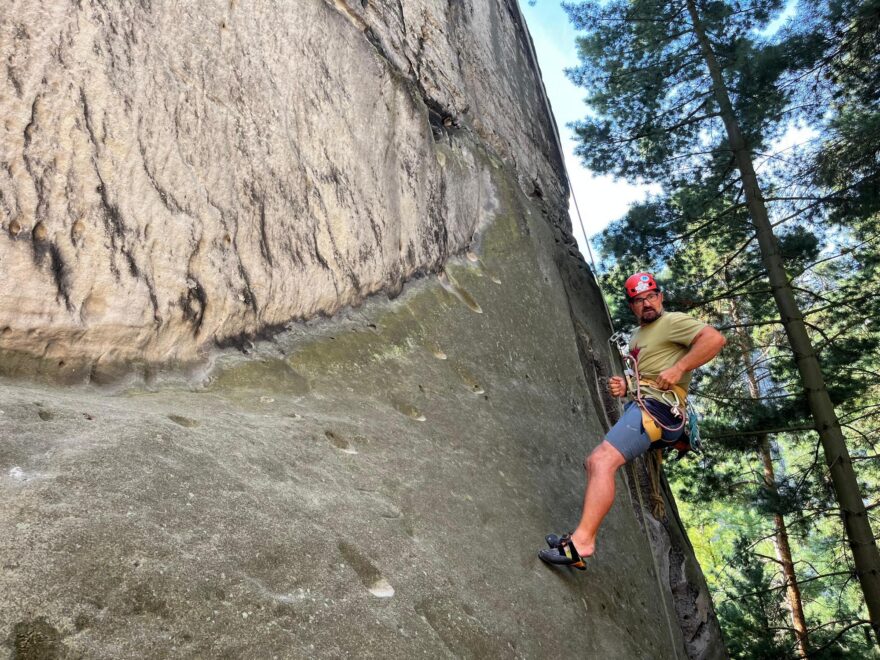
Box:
[564,0,880,639]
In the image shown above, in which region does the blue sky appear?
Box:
[519,1,806,263]
[520,2,656,261]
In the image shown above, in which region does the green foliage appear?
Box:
[715,537,793,659]
[564,0,804,187]
[564,0,880,653]
[672,434,879,658]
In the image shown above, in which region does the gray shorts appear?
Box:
[605,401,684,463]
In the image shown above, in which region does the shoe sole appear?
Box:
[538,549,586,570]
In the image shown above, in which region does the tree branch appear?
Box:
[702,425,815,440]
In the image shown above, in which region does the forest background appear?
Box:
[531,0,880,657]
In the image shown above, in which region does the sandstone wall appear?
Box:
[0,0,566,369]
[2,177,720,658]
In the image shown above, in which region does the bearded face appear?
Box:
[629,291,663,325]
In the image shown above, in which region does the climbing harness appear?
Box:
[608,330,701,456]
[618,346,700,517]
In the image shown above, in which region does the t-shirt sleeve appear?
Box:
[665,312,707,347]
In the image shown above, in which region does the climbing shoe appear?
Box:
[545,533,563,548]
[538,534,587,570]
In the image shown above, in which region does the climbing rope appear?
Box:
[570,188,598,272]
[648,450,666,519]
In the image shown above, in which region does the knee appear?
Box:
[584,448,606,473]
[585,443,622,474]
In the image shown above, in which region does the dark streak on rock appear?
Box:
[82,86,135,281]
[325,217,361,292]
[360,21,459,144]
[125,252,139,277]
[258,198,273,267]
[214,318,289,353]
[312,234,330,271]
[7,65,22,97]
[94,175,132,282]
[96,183,125,241]
[206,193,257,312]
[22,94,50,223]
[137,135,185,214]
[84,91,161,323]
[23,96,38,149]
[363,26,391,67]
[48,243,74,311]
[237,264,258,312]
[501,0,522,25]
[396,0,406,34]
[364,207,383,251]
[180,279,207,335]
[282,233,306,269]
[79,87,99,152]
[146,279,161,325]
[232,234,258,313]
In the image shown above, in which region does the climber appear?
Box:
[539,272,726,570]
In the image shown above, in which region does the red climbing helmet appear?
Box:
[624,272,659,299]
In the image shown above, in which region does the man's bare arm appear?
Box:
[655,326,726,390]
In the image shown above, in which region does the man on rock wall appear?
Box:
[540,272,726,569]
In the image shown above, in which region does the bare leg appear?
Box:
[569,440,627,557]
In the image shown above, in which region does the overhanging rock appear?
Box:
[0,0,566,369]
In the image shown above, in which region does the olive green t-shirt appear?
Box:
[629,311,707,388]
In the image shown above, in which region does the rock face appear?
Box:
[0,208,726,659]
[0,1,726,658]
[0,0,564,370]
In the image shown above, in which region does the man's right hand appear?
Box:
[608,376,627,398]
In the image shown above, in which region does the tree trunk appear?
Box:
[685,0,880,641]
[732,307,810,656]
[759,437,810,657]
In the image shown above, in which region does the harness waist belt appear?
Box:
[635,379,687,443]
[638,378,687,403]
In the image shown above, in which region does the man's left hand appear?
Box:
[655,365,685,390]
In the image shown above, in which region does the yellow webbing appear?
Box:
[640,408,663,442]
